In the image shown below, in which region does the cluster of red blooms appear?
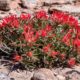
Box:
[22,24,52,43]
[51,11,78,27]
[0,10,80,67]
[36,10,48,19]
[20,13,31,20]
[62,29,73,46]
[51,11,80,48]
[0,15,19,28]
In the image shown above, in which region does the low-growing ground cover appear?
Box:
[0,11,80,70]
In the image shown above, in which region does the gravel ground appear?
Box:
[0,64,80,80]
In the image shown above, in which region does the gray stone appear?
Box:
[42,6,49,13]
[20,0,37,9]
[0,0,10,11]
[0,72,10,80]
[0,14,8,20]
[20,0,28,8]
[9,71,33,80]
[31,68,54,80]
[50,5,80,13]
[9,10,20,16]
[40,0,75,5]
[52,67,80,80]
[57,75,65,80]
[21,9,33,14]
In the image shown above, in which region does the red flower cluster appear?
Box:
[60,54,66,60]
[26,51,33,57]
[23,24,52,43]
[11,19,19,28]
[51,12,80,48]
[0,11,79,68]
[68,58,76,67]
[50,51,58,58]
[13,54,22,62]
[51,11,78,28]
[36,10,48,19]
[0,15,19,28]
[73,38,80,47]
[62,29,73,46]
[43,44,51,53]
[23,26,40,43]
[20,13,31,20]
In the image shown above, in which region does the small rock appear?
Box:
[50,5,80,13]
[9,10,17,14]
[9,1,20,10]
[9,71,33,80]
[0,0,10,11]
[42,6,49,13]
[26,0,37,9]
[21,9,34,14]
[0,72,10,80]
[31,68,54,80]
[20,0,28,8]
[57,75,65,80]
[40,0,75,5]
[0,14,8,19]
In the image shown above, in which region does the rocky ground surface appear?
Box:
[0,64,80,80]
[0,0,80,19]
[0,0,80,80]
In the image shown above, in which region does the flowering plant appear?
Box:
[0,11,80,69]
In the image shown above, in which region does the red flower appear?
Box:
[51,11,65,23]
[0,15,18,28]
[68,58,76,67]
[23,25,34,43]
[43,46,49,53]
[76,26,80,37]
[36,10,48,19]
[60,54,66,60]
[25,30,35,42]
[51,11,78,28]
[26,52,33,57]
[20,13,31,20]
[50,51,58,57]
[45,25,52,32]
[11,19,19,28]
[41,30,47,37]
[24,25,29,32]
[34,31,40,40]
[2,15,17,25]
[9,15,17,20]
[62,14,69,24]
[62,29,73,46]
[68,16,78,27]
[1,19,9,27]
[13,55,22,62]
[24,24,33,32]
[73,38,80,47]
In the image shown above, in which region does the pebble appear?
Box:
[0,72,10,80]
